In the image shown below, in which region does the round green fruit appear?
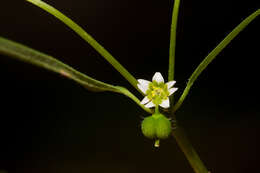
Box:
[141,116,156,139]
[141,113,172,140]
[155,115,172,139]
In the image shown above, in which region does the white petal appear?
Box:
[152,72,164,83]
[138,79,151,90]
[140,96,150,105]
[166,81,176,89]
[137,84,148,94]
[160,98,170,108]
[145,101,155,108]
[169,87,178,96]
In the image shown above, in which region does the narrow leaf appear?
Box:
[173,9,260,112]
[0,37,152,113]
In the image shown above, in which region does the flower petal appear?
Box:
[152,72,164,83]
[137,84,148,94]
[140,96,150,105]
[169,87,178,96]
[145,101,155,108]
[160,98,170,108]
[166,81,176,89]
[138,79,151,90]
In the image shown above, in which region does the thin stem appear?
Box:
[172,126,209,173]
[173,9,260,113]
[155,105,159,114]
[168,0,181,105]
[26,0,140,92]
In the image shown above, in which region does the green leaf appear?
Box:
[173,9,260,113]
[25,0,140,93]
[0,36,152,113]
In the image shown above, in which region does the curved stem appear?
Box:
[26,0,140,92]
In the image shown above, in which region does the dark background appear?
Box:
[0,0,259,173]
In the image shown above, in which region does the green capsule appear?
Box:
[141,113,172,140]
[141,116,156,139]
[155,115,172,139]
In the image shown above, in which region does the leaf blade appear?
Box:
[173,9,260,113]
[0,36,152,113]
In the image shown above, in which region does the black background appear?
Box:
[0,0,259,173]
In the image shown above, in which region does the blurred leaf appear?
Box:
[0,170,8,173]
[0,37,152,113]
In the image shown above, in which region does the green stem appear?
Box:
[26,0,140,92]
[168,0,181,105]
[172,126,208,173]
[155,105,159,114]
[173,9,260,113]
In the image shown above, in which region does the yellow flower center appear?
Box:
[151,87,164,98]
[147,83,169,105]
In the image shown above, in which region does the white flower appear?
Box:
[137,72,178,108]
